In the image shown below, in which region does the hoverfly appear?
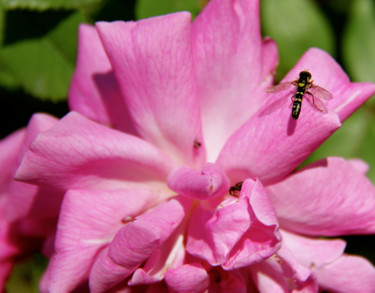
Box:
[265,71,333,119]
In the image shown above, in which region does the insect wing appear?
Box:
[265,82,294,93]
[305,94,328,114]
[309,85,333,100]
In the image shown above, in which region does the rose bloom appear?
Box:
[6,0,375,292]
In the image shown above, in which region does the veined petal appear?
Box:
[90,199,186,291]
[109,199,185,269]
[216,101,341,185]
[167,163,230,200]
[89,247,132,293]
[266,157,375,236]
[281,48,375,122]
[192,0,278,161]
[69,24,136,134]
[187,179,280,269]
[46,188,161,293]
[96,13,205,167]
[19,113,59,156]
[16,112,175,191]
[164,264,209,293]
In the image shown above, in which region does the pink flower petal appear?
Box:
[267,157,375,236]
[167,163,230,200]
[16,112,175,191]
[187,179,281,269]
[281,230,346,269]
[0,199,19,259]
[130,228,185,285]
[89,247,133,293]
[348,158,369,175]
[281,48,375,122]
[46,188,161,293]
[250,240,318,293]
[277,230,375,292]
[192,0,278,161]
[90,198,186,292]
[216,102,341,185]
[69,24,136,135]
[19,113,59,155]
[6,183,63,222]
[109,199,186,270]
[315,254,375,293]
[164,264,209,293]
[5,114,60,222]
[96,13,205,167]
[0,129,25,192]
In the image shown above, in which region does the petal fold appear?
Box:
[130,231,185,286]
[109,199,185,270]
[187,179,281,269]
[164,264,209,293]
[69,24,136,134]
[167,163,230,200]
[250,241,318,293]
[89,247,131,293]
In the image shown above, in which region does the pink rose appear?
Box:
[14,0,375,292]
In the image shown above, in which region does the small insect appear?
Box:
[193,139,202,149]
[229,182,243,196]
[265,71,333,119]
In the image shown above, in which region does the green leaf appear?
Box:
[302,104,375,184]
[6,253,48,293]
[261,0,335,80]
[1,0,103,10]
[0,5,17,89]
[342,0,375,82]
[136,0,201,19]
[0,10,86,101]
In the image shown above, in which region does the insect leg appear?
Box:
[306,91,323,112]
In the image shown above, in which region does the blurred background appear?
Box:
[1,0,374,291]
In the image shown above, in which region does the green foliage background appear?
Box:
[1,0,375,291]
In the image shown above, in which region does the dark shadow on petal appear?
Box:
[287,116,297,136]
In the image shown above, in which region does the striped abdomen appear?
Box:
[292,87,305,119]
